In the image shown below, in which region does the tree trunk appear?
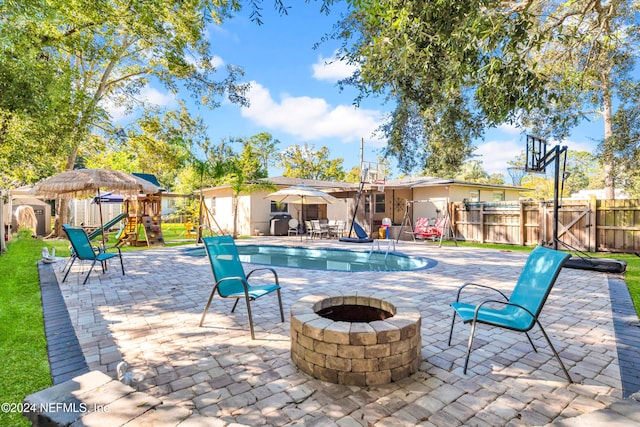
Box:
[232,195,238,239]
[602,73,615,200]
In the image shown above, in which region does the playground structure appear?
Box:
[118,193,165,247]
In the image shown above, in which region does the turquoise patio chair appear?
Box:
[62,225,125,285]
[199,235,284,339]
[448,246,573,382]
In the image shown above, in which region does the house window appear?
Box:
[493,191,504,201]
[469,190,479,202]
[364,194,386,214]
[270,201,288,214]
[210,197,216,215]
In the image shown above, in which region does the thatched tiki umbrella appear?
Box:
[32,168,160,247]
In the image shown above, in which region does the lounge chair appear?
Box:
[199,235,284,339]
[448,246,573,382]
[339,222,374,243]
[62,225,125,285]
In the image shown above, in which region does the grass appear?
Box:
[0,230,638,427]
[0,224,192,426]
[0,230,58,426]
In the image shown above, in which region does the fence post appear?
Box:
[479,203,485,243]
[589,195,597,252]
[539,201,546,246]
[519,200,525,246]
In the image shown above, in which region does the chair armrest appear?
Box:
[455,282,509,303]
[472,299,536,324]
[102,245,122,255]
[247,267,280,284]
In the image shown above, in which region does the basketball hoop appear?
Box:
[506,167,526,186]
[373,179,386,192]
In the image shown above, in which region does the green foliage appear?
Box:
[278,143,346,180]
[86,106,209,191]
[334,0,544,174]
[0,0,250,187]
[198,133,275,237]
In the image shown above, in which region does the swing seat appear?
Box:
[414,217,445,241]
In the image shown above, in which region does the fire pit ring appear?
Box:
[290,294,422,386]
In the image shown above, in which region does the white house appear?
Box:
[201,176,527,237]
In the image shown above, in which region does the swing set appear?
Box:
[396,199,457,247]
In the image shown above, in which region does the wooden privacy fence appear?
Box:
[449,198,640,253]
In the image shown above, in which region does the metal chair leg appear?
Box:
[524,332,538,352]
[62,257,77,283]
[463,320,478,374]
[82,260,99,285]
[448,312,457,346]
[537,321,573,383]
[199,286,219,327]
[277,289,284,322]
[245,297,255,340]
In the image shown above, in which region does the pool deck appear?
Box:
[39,237,640,426]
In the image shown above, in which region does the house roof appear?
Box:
[201,176,528,193]
[132,173,165,191]
[380,176,529,192]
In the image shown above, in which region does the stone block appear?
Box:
[326,355,351,372]
[366,370,392,386]
[337,344,365,359]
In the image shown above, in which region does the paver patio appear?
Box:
[42,237,640,426]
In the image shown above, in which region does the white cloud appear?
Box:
[139,86,175,107]
[496,122,521,135]
[186,54,225,71]
[312,51,358,82]
[240,81,386,144]
[475,138,523,175]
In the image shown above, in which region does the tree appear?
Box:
[246,132,280,173]
[332,0,544,175]
[455,161,489,183]
[87,107,209,191]
[278,143,345,180]
[332,1,639,192]
[1,0,250,234]
[199,135,275,238]
[521,1,640,199]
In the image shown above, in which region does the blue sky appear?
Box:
[110,3,604,182]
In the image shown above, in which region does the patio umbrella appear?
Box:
[266,184,339,240]
[32,168,160,247]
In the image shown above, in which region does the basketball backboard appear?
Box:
[361,161,388,184]
[525,135,548,173]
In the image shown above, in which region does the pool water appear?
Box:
[184,244,431,272]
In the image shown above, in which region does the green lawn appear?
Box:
[0,231,638,426]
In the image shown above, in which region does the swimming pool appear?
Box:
[235,245,433,272]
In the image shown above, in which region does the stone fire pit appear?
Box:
[290,294,422,386]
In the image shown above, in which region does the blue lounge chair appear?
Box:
[448,246,573,382]
[62,225,125,285]
[199,235,284,339]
